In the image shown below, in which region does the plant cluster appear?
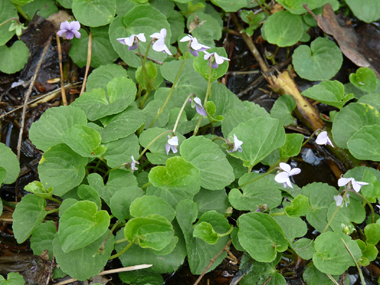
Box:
[1,0,380,284]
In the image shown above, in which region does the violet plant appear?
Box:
[1,1,380,285]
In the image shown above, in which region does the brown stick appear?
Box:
[230,12,268,73]
[193,239,232,285]
[80,31,92,95]
[17,35,53,161]
[56,33,67,106]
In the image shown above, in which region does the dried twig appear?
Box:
[56,33,67,106]
[193,239,232,285]
[135,52,164,65]
[53,264,153,285]
[80,31,92,95]
[17,35,53,161]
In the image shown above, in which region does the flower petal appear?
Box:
[338,177,352,187]
[315,131,328,145]
[180,35,192,42]
[352,180,369,192]
[203,51,212,60]
[165,144,171,155]
[275,172,290,183]
[279,162,291,173]
[136,33,146,42]
[160,28,167,38]
[69,21,80,32]
[289,168,301,176]
[168,136,178,146]
[65,31,74,40]
[60,21,70,31]
[73,30,81,39]
[334,195,343,207]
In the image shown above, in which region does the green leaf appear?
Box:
[109,7,171,68]
[119,269,163,285]
[53,231,114,281]
[72,77,136,121]
[359,170,380,203]
[279,133,303,160]
[229,172,282,211]
[168,10,185,44]
[56,0,72,8]
[264,11,303,47]
[303,264,339,285]
[29,106,88,152]
[138,128,185,165]
[130,195,176,222]
[276,0,330,14]
[302,182,338,233]
[349,67,377,93]
[193,188,229,216]
[0,272,25,285]
[332,103,380,148]
[176,199,229,274]
[115,222,186,273]
[136,61,162,91]
[187,12,222,46]
[0,1,17,46]
[302,80,354,109]
[69,26,118,68]
[13,195,47,244]
[285,195,311,217]
[345,0,380,23]
[86,64,128,93]
[38,144,88,197]
[124,214,174,251]
[0,143,20,184]
[237,212,288,262]
[78,185,101,210]
[210,0,246,12]
[110,186,144,222]
[148,156,201,207]
[103,134,140,168]
[72,0,115,27]
[365,223,380,245]
[239,258,286,285]
[358,93,380,110]
[0,40,29,74]
[193,47,229,82]
[180,136,234,190]
[63,125,106,157]
[142,99,170,128]
[30,221,56,260]
[313,232,362,275]
[98,106,146,143]
[228,117,286,168]
[193,211,230,245]
[291,238,315,260]
[326,198,366,232]
[23,0,58,18]
[293,37,343,81]
[348,125,380,161]
[270,94,296,125]
[58,201,110,253]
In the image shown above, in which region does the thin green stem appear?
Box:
[148,49,190,128]
[322,205,339,234]
[173,93,195,133]
[48,197,62,204]
[326,274,339,285]
[219,225,234,237]
[302,129,321,147]
[2,200,16,208]
[93,158,103,173]
[193,60,213,136]
[237,168,277,190]
[14,5,30,22]
[137,41,154,108]
[140,89,151,109]
[109,240,134,260]
[270,211,285,217]
[0,17,19,28]
[115,238,129,245]
[142,182,152,190]
[103,164,125,178]
[341,238,366,285]
[46,208,59,215]
[138,130,173,161]
[348,190,375,223]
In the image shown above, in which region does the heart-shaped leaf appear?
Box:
[72,0,115,27]
[58,200,110,253]
[0,1,17,46]
[0,143,20,184]
[0,40,29,74]
[348,125,380,161]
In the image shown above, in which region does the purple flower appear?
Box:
[180,35,210,57]
[117,33,146,51]
[338,177,369,192]
[165,135,178,155]
[228,134,243,153]
[204,51,230,68]
[130,155,139,173]
[189,96,207,116]
[275,163,301,188]
[316,131,334,147]
[150,28,172,55]
[57,21,81,40]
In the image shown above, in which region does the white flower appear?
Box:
[180,35,210,56]
[165,135,178,155]
[117,33,146,50]
[130,155,139,173]
[316,131,334,147]
[334,194,350,207]
[189,96,207,116]
[204,51,230,68]
[150,28,172,55]
[274,162,301,188]
[228,134,243,153]
[338,177,369,192]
